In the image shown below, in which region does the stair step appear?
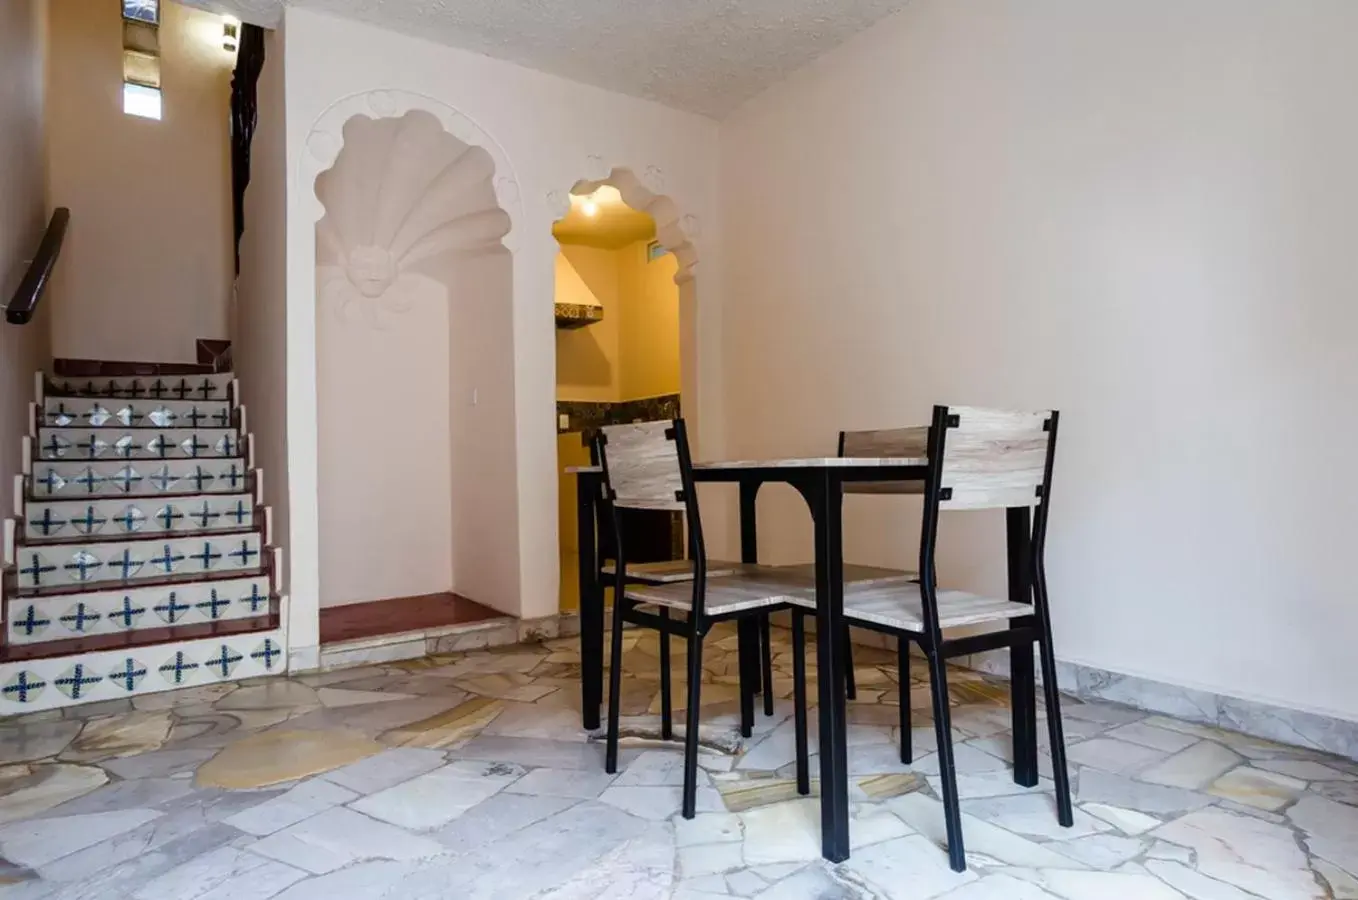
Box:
[0,627,284,712]
[30,458,250,499]
[2,614,276,662]
[7,574,272,644]
[23,493,254,543]
[36,428,241,461]
[12,531,264,595]
[43,397,234,429]
[48,373,234,400]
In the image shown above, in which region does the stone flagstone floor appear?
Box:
[1,623,1356,899]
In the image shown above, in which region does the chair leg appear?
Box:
[605,598,628,774]
[897,637,912,764]
[843,627,857,700]
[1035,579,1074,826]
[659,608,673,741]
[926,647,966,873]
[737,618,757,737]
[681,624,706,819]
[791,612,810,795]
[759,614,775,716]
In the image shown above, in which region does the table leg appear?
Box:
[1007,506,1038,787]
[738,481,762,731]
[810,470,850,862]
[578,475,603,731]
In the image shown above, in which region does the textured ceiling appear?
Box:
[181,0,908,118]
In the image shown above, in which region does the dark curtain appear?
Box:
[230,24,266,275]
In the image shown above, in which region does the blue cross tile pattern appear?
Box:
[38,428,239,462]
[30,459,248,498]
[25,495,253,543]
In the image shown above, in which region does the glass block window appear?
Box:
[123,50,161,89]
[123,83,162,120]
[122,0,158,24]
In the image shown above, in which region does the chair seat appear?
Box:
[626,565,814,616]
[790,581,1031,633]
[600,559,742,583]
[773,562,918,586]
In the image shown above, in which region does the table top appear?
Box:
[566,456,929,475]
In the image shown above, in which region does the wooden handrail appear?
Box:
[5,207,69,326]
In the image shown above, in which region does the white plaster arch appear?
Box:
[300,89,524,252]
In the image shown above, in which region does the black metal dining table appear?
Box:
[568,456,1037,863]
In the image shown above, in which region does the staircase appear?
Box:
[0,371,286,713]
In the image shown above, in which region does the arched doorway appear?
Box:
[313,109,519,636]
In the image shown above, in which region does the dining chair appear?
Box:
[790,405,1072,872]
[595,418,811,818]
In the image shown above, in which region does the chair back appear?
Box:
[929,405,1057,512]
[839,427,929,494]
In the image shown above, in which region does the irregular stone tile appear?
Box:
[857,772,924,800]
[503,767,617,800]
[609,716,745,755]
[249,806,446,874]
[130,844,307,900]
[0,856,38,887]
[431,792,579,853]
[1141,716,1303,761]
[680,841,746,878]
[527,819,676,900]
[1144,860,1271,900]
[937,873,1062,899]
[1066,738,1171,775]
[213,681,319,711]
[740,799,821,865]
[1076,769,1212,816]
[271,858,425,899]
[1140,742,1243,790]
[1153,807,1320,899]
[0,808,162,867]
[598,784,723,821]
[1208,766,1306,811]
[1036,869,1188,899]
[716,777,812,813]
[0,720,82,765]
[133,684,239,712]
[320,747,446,795]
[455,672,558,703]
[479,702,591,742]
[100,748,216,781]
[723,869,767,896]
[1105,722,1202,754]
[649,682,743,715]
[314,688,417,708]
[378,697,503,749]
[196,729,384,789]
[849,807,913,849]
[0,763,108,825]
[675,812,743,847]
[1081,802,1161,835]
[222,779,358,836]
[350,760,525,831]
[454,735,624,771]
[928,771,1053,801]
[839,834,977,899]
[1051,833,1146,868]
[1314,859,1358,900]
[168,708,299,750]
[912,743,1018,777]
[1314,780,1358,806]
[616,749,714,788]
[1289,794,1358,879]
[425,651,552,680]
[1062,701,1149,727]
[62,712,173,763]
[887,793,1087,869]
[1145,840,1195,863]
[39,776,194,815]
[959,794,1111,841]
[1257,759,1356,782]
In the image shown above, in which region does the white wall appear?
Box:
[234,28,289,616]
[280,6,722,657]
[720,0,1358,721]
[0,0,49,522]
[46,0,235,364]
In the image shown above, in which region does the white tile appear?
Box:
[850,807,913,849]
[675,812,743,847]
[597,784,723,821]
[887,793,1085,870]
[222,779,357,836]
[269,859,426,900]
[1153,808,1319,900]
[1065,738,1170,775]
[1035,869,1188,900]
[1105,723,1201,754]
[320,747,447,794]
[959,794,1111,842]
[248,807,446,874]
[840,835,978,899]
[1289,794,1358,882]
[503,767,617,799]
[679,841,746,878]
[912,743,1014,776]
[0,808,162,867]
[1144,860,1265,900]
[724,869,767,896]
[1256,759,1356,782]
[1208,766,1306,812]
[314,688,416,708]
[1081,803,1161,835]
[1050,834,1146,868]
[751,864,851,899]
[616,749,713,787]
[1140,742,1243,790]
[939,873,1062,899]
[349,759,524,831]
[132,845,307,900]
[740,799,821,865]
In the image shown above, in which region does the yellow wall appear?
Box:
[618,243,682,401]
[555,245,622,401]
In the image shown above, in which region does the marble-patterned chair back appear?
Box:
[840,427,929,495]
[598,420,686,512]
[935,406,1056,511]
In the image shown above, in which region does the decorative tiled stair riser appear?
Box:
[29,458,251,498]
[1,370,285,714]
